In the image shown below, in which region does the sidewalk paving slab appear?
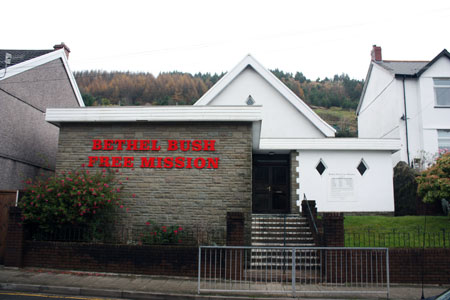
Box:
[0,266,448,300]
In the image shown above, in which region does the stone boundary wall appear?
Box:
[56,122,253,245]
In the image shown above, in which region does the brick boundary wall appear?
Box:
[4,206,24,267]
[22,241,198,277]
[389,248,450,284]
[5,209,450,283]
[322,212,345,247]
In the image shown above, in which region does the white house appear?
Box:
[194,54,399,213]
[357,45,450,167]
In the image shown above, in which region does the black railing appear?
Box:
[345,228,449,248]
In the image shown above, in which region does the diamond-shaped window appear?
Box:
[357,159,368,175]
[316,159,327,175]
[246,95,255,105]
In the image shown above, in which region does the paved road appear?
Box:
[0,292,120,300]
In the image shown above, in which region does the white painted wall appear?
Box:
[359,56,450,166]
[208,66,326,139]
[417,57,450,158]
[297,150,395,212]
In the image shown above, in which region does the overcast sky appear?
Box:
[5,0,450,80]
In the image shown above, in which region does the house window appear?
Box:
[434,78,450,106]
[357,159,368,176]
[438,129,450,152]
[316,159,327,175]
[246,95,255,105]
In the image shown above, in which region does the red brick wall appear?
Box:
[389,248,450,284]
[23,241,198,277]
[322,213,344,247]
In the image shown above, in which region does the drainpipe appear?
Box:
[402,76,411,166]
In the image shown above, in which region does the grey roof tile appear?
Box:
[375,60,429,76]
[0,49,53,68]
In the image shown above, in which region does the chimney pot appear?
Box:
[371,45,382,61]
[53,42,71,59]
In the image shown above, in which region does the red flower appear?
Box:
[132,194,136,198]
[81,164,85,168]
[146,221,151,226]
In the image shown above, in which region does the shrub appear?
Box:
[417,152,450,205]
[20,168,127,232]
[393,161,418,216]
[139,220,185,245]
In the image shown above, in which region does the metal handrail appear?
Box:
[304,194,318,235]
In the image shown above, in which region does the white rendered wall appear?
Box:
[358,65,401,140]
[208,66,325,138]
[417,57,450,157]
[296,150,394,212]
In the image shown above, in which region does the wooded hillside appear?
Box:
[74,70,363,109]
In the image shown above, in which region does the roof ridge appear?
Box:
[381,60,430,63]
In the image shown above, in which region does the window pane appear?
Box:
[438,130,450,151]
[435,87,450,106]
[434,78,450,86]
[438,129,450,138]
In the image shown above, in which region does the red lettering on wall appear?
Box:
[103,140,114,150]
[111,157,122,167]
[92,140,102,150]
[207,157,219,169]
[203,140,216,151]
[99,156,110,167]
[191,140,202,151]
[139,140,150,151]
[88,156,99,167]
[141,157,156,168]
[194,157,206,169]
[115,139,126,150]
[175,157,184,168]
[151,140,161,151]
[126,140,138,151]
[167,140,178,151]
[123,157,134,168]
[164,157,174,168]
[180,140,190,151]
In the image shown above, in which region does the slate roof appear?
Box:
[0,49,53,68]
[375,60,429,76]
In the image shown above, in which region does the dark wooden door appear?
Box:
[0,191,17,264]
[252,155,290,213]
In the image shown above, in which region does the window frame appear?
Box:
[433,78,450,107]
[437,129,450,152]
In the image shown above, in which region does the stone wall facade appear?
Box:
[290,150,299,213]
[56,122,253,245]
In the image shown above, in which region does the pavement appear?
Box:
[0,266,447,300]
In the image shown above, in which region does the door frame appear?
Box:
[252,154,291,214]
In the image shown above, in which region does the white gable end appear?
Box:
[195,55,335,138]
[206,66,325,138]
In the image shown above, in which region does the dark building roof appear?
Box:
[0,49,53,68]
[375,60,429,76]
[374,49,450,78]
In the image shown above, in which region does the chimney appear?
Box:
[53,42,71,59]
[371,45,382,61]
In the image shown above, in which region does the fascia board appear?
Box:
[259,138,400,152]
[45,106,263,124]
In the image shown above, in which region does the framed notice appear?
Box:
[328,173,356,202]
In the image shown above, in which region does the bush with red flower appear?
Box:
[20,168,127,233]
[140,220,185,245]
